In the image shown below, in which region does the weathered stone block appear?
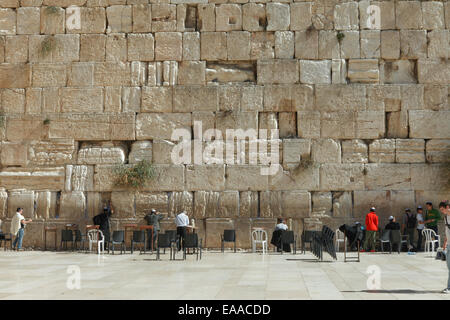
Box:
[381,31,400,60]
[28,139,76,166]
[132,4,151,32]
[68,62,94,86]
[311,139,341,164]
[242,3,266,32]
[0,167,65,190]
[216,4,242,31]
[369,139,395,163]
[0,64,30,88]
[266,2,290,31]
[411,164,449,191]
[365,163,411,190]
[198,4,215,32]
[334,2,358,30]
[106,5,132,33]
[78,143,126,165]
[226,165,268,191]
[257,59,299,84]
[106,33,127,62]
[356,111,385,139]
[290,2,312,30]
[427,30,449,58]
[381,60,417,85]
[318,31,339,59]
[94,62,131,86]
[128,33,154,61]
[227,31,251,60]
[299,60,331,84]
[321,112,356,139]
[0,9,15,35]
[409,110,450,138]
[281,190,311,217]
[151,4,176,32]
[395,139,425,163]
[347,59,379,84]
[32,64,66,87]
[174,86,217,112]
[1,142,27,166]
[400,30,427,59]
[297,111,320,138]
[426,140,450,163]
[218,85,241,112]
[136,113,191,140]
[200,32,227,61]
[17,7,40,34]
[2,88,25,114]
[155,32,182,61]
[396,1,423,29]
[339,31,359,59]
[320,163,364,191]
[282,138,310,164]
[422,1,445,30]
[294,30,318,59]
[141,86,172,113]
[250,31,274,60]
[241,85,263,111]
[7,190,34,219]
[263,85,292,112]
[61,88,103,113]
[182,32,200,60]
[67,7,106,34]
[342,139,368,163]
[360,30,380,58]
[417,59,450,84]
[278,112,296,138]
[269,163,319,191]
[111,192,135,219]
[40,6,65,34]
[59,191,86,220]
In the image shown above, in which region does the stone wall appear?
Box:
[0,0,449,249]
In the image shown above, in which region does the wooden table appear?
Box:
[44,226,57,251]
[139,225,154,252]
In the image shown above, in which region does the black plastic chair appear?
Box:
[280,230,297,254]
[390,229,402,254]
[0,232,12,251]
[301,230,317,253]
[156,233,173,260]
[109,230,126,255]
[131,230,146,254]
[377,229,391,253]
[221,229,236,253]
[61,230,75,251]
[183,233,202,260]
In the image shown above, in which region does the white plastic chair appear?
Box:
[422,228,440,256]
[251,228,268,254]
[335,229,345,252]
[88,229,105,254]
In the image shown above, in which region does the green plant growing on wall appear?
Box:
[113,160,156,188]
[336,31,345,43]
[40,36,56,57]
[43,118,51,125]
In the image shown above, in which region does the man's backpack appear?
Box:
[406,213,417,229]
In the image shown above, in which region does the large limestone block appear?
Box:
[250,31,274,60]
[281,190,311,217]
[216,111,258,136]
[17,7,40,34]
[61,88,103,113]
[141,87,172,113]
[355,111,385,139]
[106,5,131,33]
[32,64,67,87]
[217,191,239,218]
[266,3,290,31]
[239,191,258,217]
[1,142,27,166]
[5,35,28,63]
[380,60,417,85]
[194,191,219,218]
[315,85,366,112]
[198,4,215,32]
[417,59,450,84]
[294,30,318,59]
[177,61,205,85]
[319,163,364,191]
[47,114,103,140]
[367,85,401,112]
[186,165,225,191]
[282,138,310,164]
[80,34,105,62]
[242,3,266,32]
[155,32,182,61]
[411,164,450,191]
[7,190,34,219]
[218,85,240,112]
[269,163,319,191]
[136,113,191,140]
[227,31,251,60]
[200,32,227,61]
[395,139,425,163]
[359,1,395,30]
[416,190,450,209]
[29,34,80,63]
[0,9,15,35]
[386,111,408,138]
[369,139,395,163]
[132,4,151,33]
[135,192,169,219]
[259,190,282,217]
[312,192,332,215]
[216,4,242,31]
[110,113,135,141]
[400,30,427,59]
[65,7,105,34]
[0,167,65,190]
[339,31,359,59]
[257,59,299,84]
[68,63,94,87]
[106,33,127,62]
[59,191,86,220]
[342,140,368,163]
[205,62,255,84]
[321,112,356,139]
[263,85,294,111]
[28,139,76,166]
[168,191,193,217]
[311,139,341,163]
[427,31,449,59]
[426,140,450,163]
[297,111,320,138]
[151,4,176,32]
[0,188,7,218]
[347,59,379,84]
[353,190,390,220]
[173,86,217,112]
[226,165,269,191]
[34,191,56,220]
[274,31,294,59]
[152,140,176,164]
[360,30,380,58]
[290,2,312,30]
[239,85,263,112]
[409,110,450,138]
[0,64,31,88]
[2,88,25,113]
[364,164,412,190]
[66,165,94,192]
[40,6,65,34]
[332,191,352,218]
[396,1,423,29]
[127,33,154,61]
[422,1,445,30]
[318,31,339,59]
[128,141,152,164]
[182,32,200,61]
[381,31,400,60]
[299,60,331,84]
[77,143,126,165]
[334,2,358,30]
[278,112,296,138]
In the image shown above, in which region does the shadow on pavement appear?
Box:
[341,289,442,294]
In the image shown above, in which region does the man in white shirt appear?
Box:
[439,201,450,293]
[10,208,32,251]
[175,210,189,251]
[416,206,425,251]
[275,218,288,231]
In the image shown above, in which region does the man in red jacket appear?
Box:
[362,207,379,252]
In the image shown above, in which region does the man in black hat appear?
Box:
[144,209,166,249]
[402,208,416,251]
[93,205,113,250]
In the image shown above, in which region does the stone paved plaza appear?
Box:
[0,249,449,300]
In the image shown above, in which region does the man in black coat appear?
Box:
[93,206,113,249]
